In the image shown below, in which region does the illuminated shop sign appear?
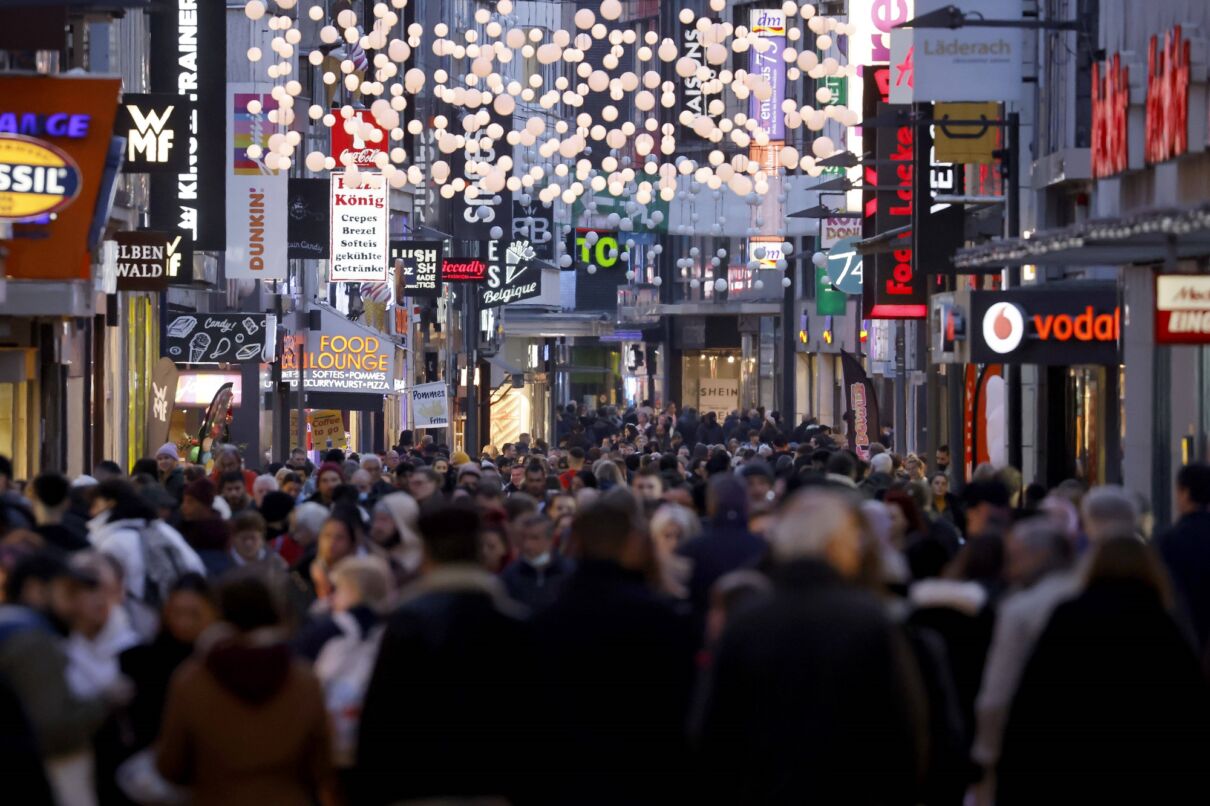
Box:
[113,94,188,173]
[0,134,81,220]
[971,286,1121,364]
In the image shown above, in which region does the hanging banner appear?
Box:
[149,0,225,251]
[163,312,267,365]
[329,171,388,283]
[225,85,287,280]
[329,109,388,170]
[411,381,450,429]
[114,231,175,292]
[287,178,330,259]
[841,351,882,461]
[480,238,540,307]
[390,239,443,298]
[748,9,786,140]
[698,378,740,418]
[113,93,188,173]
[145,357,180,456]
[512,198,555,260]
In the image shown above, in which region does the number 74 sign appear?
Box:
[824,237,864,295]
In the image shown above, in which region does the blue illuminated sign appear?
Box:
[0,112,92,139]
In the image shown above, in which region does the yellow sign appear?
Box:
[311,409,347,449]
[0,134,83,220]
[934,103,1000,165]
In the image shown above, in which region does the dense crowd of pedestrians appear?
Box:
[1,401,1209,805]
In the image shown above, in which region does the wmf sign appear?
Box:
[113,93,188,173]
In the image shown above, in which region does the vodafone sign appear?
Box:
[971,286,1121,365]
[1156,275,1210,344]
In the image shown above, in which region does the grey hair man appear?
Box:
[1080,485,1140,543]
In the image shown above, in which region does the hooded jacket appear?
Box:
[156,625,333,806]
[88,514,205,600]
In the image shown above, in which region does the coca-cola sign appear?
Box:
[329,109,388,169]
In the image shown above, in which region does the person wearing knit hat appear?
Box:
[451,450,471,467]
[156,442,186,504]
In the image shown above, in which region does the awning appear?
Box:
[955,203,1210,269]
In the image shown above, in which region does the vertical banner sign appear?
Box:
[112,93,188,173]
[330,172,389,282]
[748,10,786,140]
[448,109,513,240]
[512,198,555,260]
[391,240,444,298]
[225,85,288,280]
[480,238,541,307]
[866,97,926,318]
[149,0,225,252]
[145,357,180,456]
[287,178,331,259]
[114,231,174,292]
[681,6,722,140]
[841,351,882,460]
[411,381,450,429]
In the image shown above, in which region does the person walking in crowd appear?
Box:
[501,513,574,611]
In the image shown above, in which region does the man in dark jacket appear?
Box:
[1156,462,1210,650]
[694,488,928,804]
[356,505,531,804]
[695,411,725,446]
[29,473,89,552]
[501,514,573,611]
[530,490,697,805]
[678,475,767,621]
[155,443,187,504]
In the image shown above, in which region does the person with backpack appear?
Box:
[87,479,205,607]
[308,556,393,774]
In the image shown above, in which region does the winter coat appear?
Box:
[694,559,928,804]
[35,522,90,553]
[1155,509,1210,650]
[678,520,767,621]
[161,466,186,504]
[355,565,531,804]
[695,421,725,446]
[501,554,575,612]
[0,606,108,759]
[997,579,1210,805]
[88,514,205,600]
[156,627,333,806]
[119,632,195,751]
[529,559,697,805]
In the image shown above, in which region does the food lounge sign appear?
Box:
[281,313,398,394]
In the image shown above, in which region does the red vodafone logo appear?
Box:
[983,302,1025,354]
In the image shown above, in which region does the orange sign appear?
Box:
[0,75,121,280]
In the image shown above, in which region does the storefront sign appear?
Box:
[411,381,450,429]
[113,231,176,292]
[824,238,864,295]
[225,86,287,280]
[1155,275,1210,344]
[698,378,739,418]
[681,13,721,139]
[310,410,348,449]
[287,178,330,259]
[888,0,1022,104]
[571,228,621,269]
[281,310,399,394]
[443,257,488,282]
[971,286,1121,364]
[1145,25,1191,165]
[0,134,81,220]
[868,96,926,318]
[113,93,187,173]
[330,171,388,283]
[391,240,443,298]
[512,198,555,260]
[0,75,121,280]
[841,351,882,460]
[447,108,512,240]
[748,10,786,140]
[1092,54,1129,178]
[175,372,242,406]
[480,238,540,307]
[149,0,225,251]
[145,357,180,457]
[329,109,387,169]
[163,313,267,365]
[822,216,863,248]
[934,102,1000,164]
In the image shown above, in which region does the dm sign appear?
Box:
[0,134,81,220]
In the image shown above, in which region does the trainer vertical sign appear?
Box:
[224,84,287,280]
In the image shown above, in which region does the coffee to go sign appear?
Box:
[970,285,1122,365]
